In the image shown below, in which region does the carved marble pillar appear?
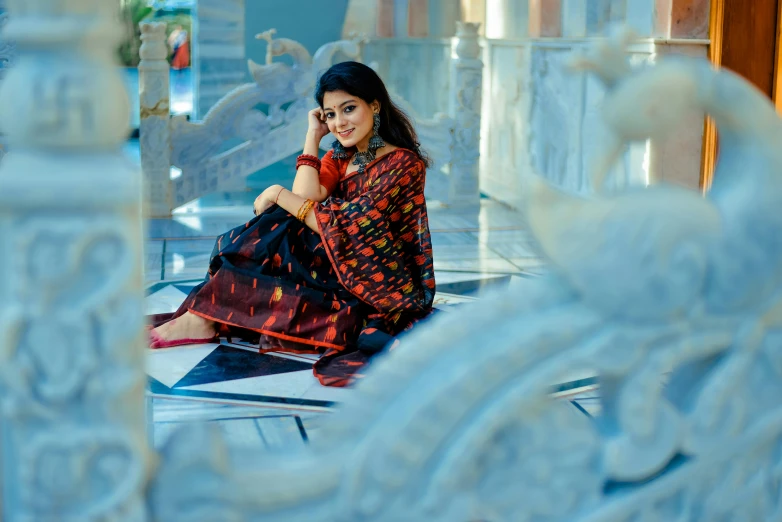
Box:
[449,22,483,206]
[139,22,173,218]
[0,0,148,519]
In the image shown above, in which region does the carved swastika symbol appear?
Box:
[31,73,94,136]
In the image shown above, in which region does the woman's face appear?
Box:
[322,90,378,149]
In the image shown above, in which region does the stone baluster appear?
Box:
[0,0,149,519]
[139,22,173,218]
[449,21,483,206]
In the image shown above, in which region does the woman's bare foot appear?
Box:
[152,312,217,344]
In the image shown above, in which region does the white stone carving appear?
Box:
[0,0,148,518]
[147,29,782,521]
[481,35,707,208]
[448,22,483,207]
[139,22,173,218]
[140,29,474,214]
[3,4,781,516]
[166,31,363,210]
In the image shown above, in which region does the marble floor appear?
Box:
[144,199,599,450]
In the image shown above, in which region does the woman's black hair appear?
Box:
[315,61,431,168]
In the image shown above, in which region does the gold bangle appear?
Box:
[300,200,315,221]
[297,199,315,222]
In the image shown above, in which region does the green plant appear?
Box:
[117,0,154,67]
[116,2,193,68]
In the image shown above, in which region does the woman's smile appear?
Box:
[338,128,354,138]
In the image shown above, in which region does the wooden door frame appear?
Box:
[701,0,782,190]
[699,0,725,191]
[776,0,782,111]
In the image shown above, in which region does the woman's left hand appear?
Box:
[254,185,283,216]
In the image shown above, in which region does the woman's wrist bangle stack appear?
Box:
[296,199,316,222]
[296,154,321,171]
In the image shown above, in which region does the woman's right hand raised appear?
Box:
[307,108,330,142]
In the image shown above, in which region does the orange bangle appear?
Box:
[296,199,315,222]
[275,187,285,204]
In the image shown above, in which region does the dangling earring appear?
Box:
[331,139,349,160]
[353,112,386,174]
[368,113,385,151]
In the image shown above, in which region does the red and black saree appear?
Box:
[171,148,436,386]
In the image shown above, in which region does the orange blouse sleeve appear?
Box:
[319,150,344,195]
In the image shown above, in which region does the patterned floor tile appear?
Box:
[147,343,221,389]
[146,285,189,315]
[173,346,314,388]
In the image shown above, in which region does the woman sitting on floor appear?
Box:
[150,61,436,387]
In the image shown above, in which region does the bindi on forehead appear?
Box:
[323,92,359,110]
[324,100,357,111]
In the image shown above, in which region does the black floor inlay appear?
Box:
[173,345,313,388]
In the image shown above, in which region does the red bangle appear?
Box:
[275,187,285,204]
[296,154,321,171]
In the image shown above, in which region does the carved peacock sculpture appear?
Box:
[524,27,782,479]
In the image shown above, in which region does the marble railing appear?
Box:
[139,23,484,217]
[368,34,709,209]
[363,37,453,119]
[481,36,709,208]
[2,0,782,517]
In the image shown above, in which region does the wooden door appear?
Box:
[702,0,782,189]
